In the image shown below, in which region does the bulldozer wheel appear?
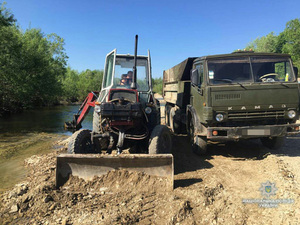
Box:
[68,129,94,154]
[149,125,172,154]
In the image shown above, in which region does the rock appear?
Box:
[62,218,68,225]
[44,195,54,203]
[9,204,19,213]
[8,190,18,199]
[99,187,108,192]
[49,203,56,210]
[15,182,29,196]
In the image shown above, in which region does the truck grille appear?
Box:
[228,110,285,120]
[215,94,241,100]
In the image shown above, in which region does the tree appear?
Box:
[152,77,163,95]
[245,18,300,68]
[282,19,300,67]
[0,2,68,115]
[246,32,278,53]
[0,2,16,27]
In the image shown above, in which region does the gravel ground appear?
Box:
[0,133,300,224]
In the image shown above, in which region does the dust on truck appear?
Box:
[163,52,300,154]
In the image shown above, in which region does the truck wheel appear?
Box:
[260,137,286,150]
[169,107,181,134]
[149,125,172,154]
[68,129,94,154]
[188,118,207,155]
[165,105,171,126]
[192,136,207,155]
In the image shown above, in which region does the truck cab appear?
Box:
[164,52,300,154]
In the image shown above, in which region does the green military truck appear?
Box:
[163,52,300,154]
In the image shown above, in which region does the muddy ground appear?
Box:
[0,134,300,224]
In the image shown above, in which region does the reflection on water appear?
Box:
[0,105,93,135]
[0,105,93,192]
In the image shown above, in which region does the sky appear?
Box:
[3,0,300,78]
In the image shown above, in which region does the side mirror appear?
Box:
[191,69,199,85]
[294,67,298,78]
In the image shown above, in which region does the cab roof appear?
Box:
[194,52,291,62]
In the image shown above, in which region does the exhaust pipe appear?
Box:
[131,35,138,89]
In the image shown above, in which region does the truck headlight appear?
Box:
[216,113,224,122]
[145,107,152,114]
[95,105,101,113]
[287,110,296,119]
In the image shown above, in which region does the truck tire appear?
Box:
[149,125,172,154]
[165,104,171,126]
[169,107,181,134]
[68,129,94,154]
[188,117,207,155]
[260,137,285,150]
[192,135,207,155]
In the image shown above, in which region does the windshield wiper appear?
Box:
[213,79,246,89]
[278,82,289,88]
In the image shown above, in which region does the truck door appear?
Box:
[191,62,206,123]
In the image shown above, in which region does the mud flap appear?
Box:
[56,154,174,190]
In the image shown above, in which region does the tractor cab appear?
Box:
[98,49,155,105]
[91,45,162,154]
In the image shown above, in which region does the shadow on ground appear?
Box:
[208,134,300,159]
[172,135,213,176]
[171,134,300,188]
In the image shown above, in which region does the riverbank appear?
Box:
[0,133,68,193]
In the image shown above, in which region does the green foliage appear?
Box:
[246,32,278,53]
[152,77,163,95]
[62,68,103,102]
[282,19,300,67]
[0,2,67,115]
[0,2,16,27]
[245,18,300,68]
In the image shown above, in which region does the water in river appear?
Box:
[0,105,93,134]
[0,105,93,192]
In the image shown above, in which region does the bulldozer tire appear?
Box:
[68,129,94,154]
[149,125,172,154]
[260,137,285,150]
[169,107,181,134]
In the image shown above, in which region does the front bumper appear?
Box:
[207,123,300,140]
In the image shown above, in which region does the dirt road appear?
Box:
[0,134,299,224]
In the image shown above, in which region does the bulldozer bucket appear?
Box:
[56,154,174,190]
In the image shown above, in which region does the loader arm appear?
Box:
[64,92,99,131]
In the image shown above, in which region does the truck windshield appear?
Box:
[112,56,149,91]
[208,56,295,85]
